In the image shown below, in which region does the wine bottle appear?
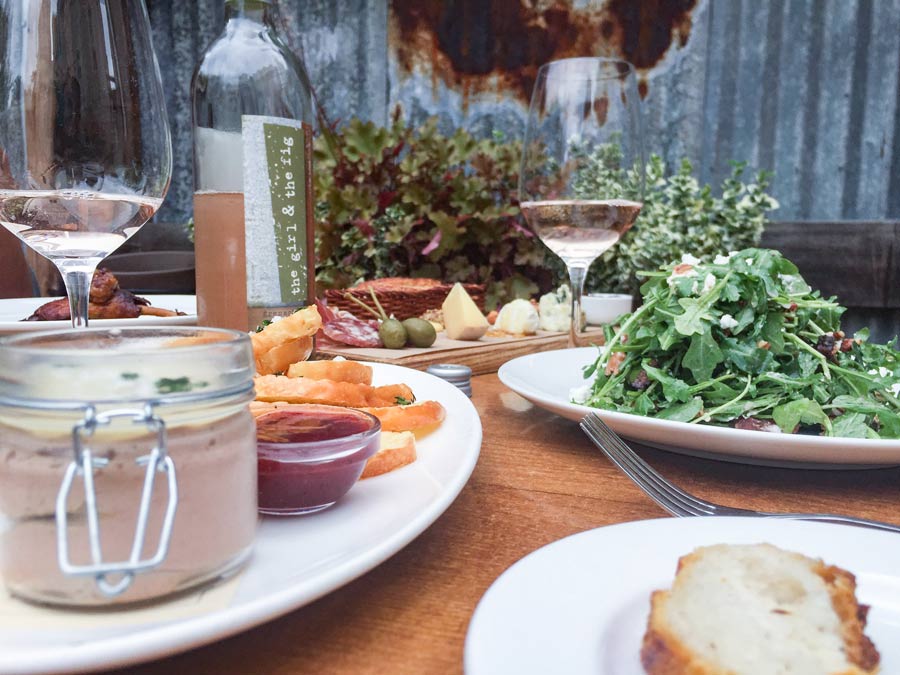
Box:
[192,0,315,331]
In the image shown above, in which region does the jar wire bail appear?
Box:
[55,404,179,597]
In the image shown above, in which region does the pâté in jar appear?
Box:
[0,327,258,607]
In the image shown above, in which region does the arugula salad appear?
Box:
[576,248,900,439]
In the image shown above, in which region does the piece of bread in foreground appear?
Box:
[286,360,372,385]
[254,375,414,408]
[642,543,880,675]
[360,431,417,479]
[358,400,446,432]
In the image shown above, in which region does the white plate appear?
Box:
[0,295,197,333]
[498,348,900,467]
[466,517,900,675]
[0,362,481,674]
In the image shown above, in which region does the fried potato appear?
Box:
[254,375,415,408]
[361,431,417,479]
[358,400,446,432]
[286,360,372,385]
[250,305,322,360]
[255,337,313,375]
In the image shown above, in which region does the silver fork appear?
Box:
[580,412,900,534]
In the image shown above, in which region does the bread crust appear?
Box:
[815,563,880,673]
[641,590,723,675]
[286,360,373,384]
[255,337,313,375]
[250,305,322,360]
[254,375,414,408]
[357,400,447,432]
[360,431,417,479]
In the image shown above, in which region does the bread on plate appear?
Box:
[642,543,880,675]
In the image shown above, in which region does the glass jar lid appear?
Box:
[0,327,254,410]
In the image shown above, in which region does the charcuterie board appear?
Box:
[314,329,605,375]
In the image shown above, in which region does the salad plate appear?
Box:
[465,517,900,675]
[0,295,197,334]
[499,348,900,466]
[0,362,481,674]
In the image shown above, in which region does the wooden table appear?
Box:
[125,374,900,675]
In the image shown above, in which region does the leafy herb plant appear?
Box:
[314,111,779,305]
[574,149,779,295]
[314,109,543,307]
[581,249,900,438]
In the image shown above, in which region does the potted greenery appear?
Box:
[313,111,778,308]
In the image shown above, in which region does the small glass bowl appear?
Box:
[256,405,381,515]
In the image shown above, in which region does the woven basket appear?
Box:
[325,278,486,321]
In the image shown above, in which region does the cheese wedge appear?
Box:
[442,282,489,340]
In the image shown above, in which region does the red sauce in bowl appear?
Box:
[256,405,380,515]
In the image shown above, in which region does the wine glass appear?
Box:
[520,57,644,347]
[0,0,172,327]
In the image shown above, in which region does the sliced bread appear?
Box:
[641,543,880,675]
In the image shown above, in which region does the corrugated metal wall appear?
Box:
[148,0,900,227]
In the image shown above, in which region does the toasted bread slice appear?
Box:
[286,360,372,384]
[254,375,414,408]
[255,337,313,375]
[642,544,880,675]
[358,400,446,432]
[360,431,417,479]
[250,306,322,360]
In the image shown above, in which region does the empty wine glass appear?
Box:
[520,57,644,347]
[0,0,172,327]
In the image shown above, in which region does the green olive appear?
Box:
[402,317,437,347]
[379,318,408,349]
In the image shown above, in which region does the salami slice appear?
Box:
[315,299,383,348]
[321,320,381,347]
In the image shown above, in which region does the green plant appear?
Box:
[314,109,551,308]
[313,111,779,305]
[576,152,779,295]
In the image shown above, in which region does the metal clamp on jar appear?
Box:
[0,327,258,607]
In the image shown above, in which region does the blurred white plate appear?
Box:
[0,362,481,674]
[466,517,900,675]
[499,347,900,467]
[0,295,197,334]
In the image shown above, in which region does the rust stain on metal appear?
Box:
[390,0,697,103]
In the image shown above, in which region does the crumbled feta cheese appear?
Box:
[867,367,892,378]
[271,315,283,323]
[570,383,593,404]
[702,273,716,293]
[332,356,346,362]
[719,313,739,330]
[713,252,733,265]
[892,383,900,397]
[681,253,701,265]
[667,264,698,289]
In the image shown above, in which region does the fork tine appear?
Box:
[580,416,694,517]
[583,415,714,516]
[585,416,715,514]
[581,420,692,517]
[581,414,714,517]
[589,414,708,516]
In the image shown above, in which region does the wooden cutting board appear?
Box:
[314,329,605,375]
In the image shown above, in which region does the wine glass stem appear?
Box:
[567,264,588,348]
[60,264,96,328]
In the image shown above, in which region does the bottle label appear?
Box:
[240,114,313,325]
